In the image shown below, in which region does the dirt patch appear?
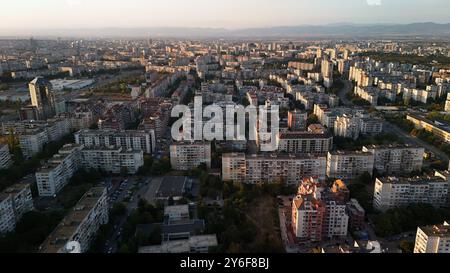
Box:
[246,195,284,252]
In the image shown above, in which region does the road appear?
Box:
[103,177,153,253]
[383,121,450,162]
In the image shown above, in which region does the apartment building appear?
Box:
[403,87,437,104]
[36,144,83,197]
[39,187,108,253]
[373,175,449,211]
[346,199,366,231]
[327,151,375,179]
[362,144,424,175]
[414,221,450,253]
[288,110,308,130]
[36,144,144,197]
[0,144,12,169]
[0,183,34,234]
[278,131,333,154]
[75,129,156,154]
[407,113,450,143]
[354,86,379,106]
[334,113,383,140]
[313,104,365,129]
[359,116,384,135]
[222,153,327,184]
[292,179,349,241]
[292,195,326,242]
[0,193,15,234]
[19,128,49,158]
[170,142,211,171]
[13,118,72,159]
[81,146,144,174]
[334,115,360,140]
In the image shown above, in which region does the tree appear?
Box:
[399,241,414,253]
[307,114,319,126]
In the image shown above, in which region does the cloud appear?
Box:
[366,0,382,6]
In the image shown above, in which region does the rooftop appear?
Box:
[420,222,450,237]
[39,187,106,253]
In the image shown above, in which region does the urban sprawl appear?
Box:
[0,37,450,254]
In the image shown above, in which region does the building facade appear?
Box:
[362,144,424,175]
[75,129,156,154]
[222,153,327,184]
[326,151,375,180]
[414,222,450,253]
[170,142,211,171]
[39,187,108,253]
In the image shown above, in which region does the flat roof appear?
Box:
[156,176,187,198]
[164,205,189,216]
[39,187,106,253]
[420,222,450,237]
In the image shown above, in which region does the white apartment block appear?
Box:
[446,93,450,112]
[36,144,144,197]
[334,115,360,140]
[39,187,108,253]
[322,200,349,238]
[45,118,72,142]
[0,183,34,234]
[170,142,211,171]
[349,66,373,87]
[19,129,49,158]
[354,86,379,106]
[81,146,144,174]
[327,151,375,179]
[403,87,437,104]
[0,194,15,234]
[0,144,12,169]
[36,144,83,197]
[362,144,424,175]
[373,175,449,211]
[222,153,327,184]
[278,131,333,154]
[16,118,72,159]
[313,104,366,130]
[414,221,450,253]
[75,129,156,154]
[359,116,384,135]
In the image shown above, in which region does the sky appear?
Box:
[1,0,449,29]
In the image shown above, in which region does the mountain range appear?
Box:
[1,22,450,38]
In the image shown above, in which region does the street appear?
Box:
[383,121,450,162]
[102,176,155,253]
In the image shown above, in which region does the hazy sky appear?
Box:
[1,0,449,29]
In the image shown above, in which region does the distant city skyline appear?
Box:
[1,0,450,31]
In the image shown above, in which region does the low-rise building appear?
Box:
[407,113,450,144]
[138,235,218,253]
